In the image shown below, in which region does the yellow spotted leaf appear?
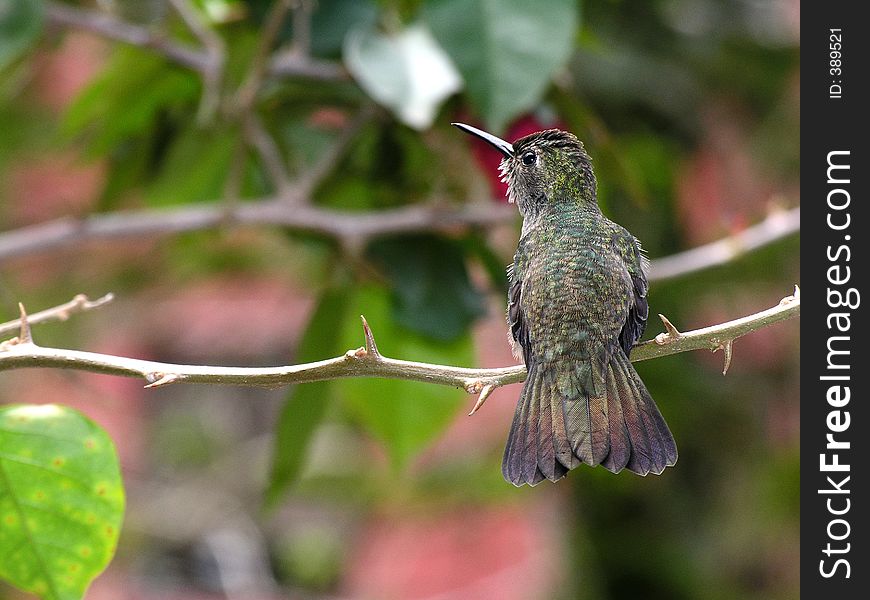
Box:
[0,405,125,600]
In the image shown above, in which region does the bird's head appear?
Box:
[454,123,597,218]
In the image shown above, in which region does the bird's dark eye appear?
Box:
[521,152,536,166]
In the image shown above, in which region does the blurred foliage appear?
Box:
[425,0,578,132]
[334,285,474,469]
[0,0,43,71]
[0,0,798,599]
[267,286,346,505]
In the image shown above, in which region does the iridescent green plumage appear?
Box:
[456,124,677,485]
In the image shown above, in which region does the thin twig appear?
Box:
[0,290,800,411]
[168,0,225,122]
[290,105,376,202]
[268,51,346,81]
[290,0,313,57]
[43,0,343,84]
[243,114,293,194]
[43,0,210,72]
[0,293,114,336]
[234,0,295,112]
[650,207,800,282]
[168,0,223,51]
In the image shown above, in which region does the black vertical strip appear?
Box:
[802,3,868,596]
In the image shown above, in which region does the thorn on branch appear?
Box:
[655,314,682,345]
[360,315,381,359]
[17,303,33,344]
[468,384,496,416]
[713,339,734,375]
[782,285,800,305]
[144,372,182,388]
[0,292,116,337]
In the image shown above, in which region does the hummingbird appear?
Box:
[454,123,677,486]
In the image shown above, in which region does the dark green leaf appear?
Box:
[0,404,124,600]
[0,0,43,72]
[313,122,440,210]
[335,286,474,471]
[246,0,377,55]
[367,234,486,341]
[62,46,199,158]
[425,0,579,132]
[310,0,378,58]
[145,125,240,205]
[266,287,350,506]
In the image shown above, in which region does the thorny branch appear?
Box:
[0,293,114,336]
[0,288,800,414]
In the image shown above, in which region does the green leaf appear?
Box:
[335,286,474,471]
[0,0,43,72]
[145,125,239,205]
[0,404,125,600]
[425,0,579,132]
[367,235,485,341]
[266,288,349,506]
[63,46,200,158]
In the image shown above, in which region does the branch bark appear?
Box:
[1,288,800,412]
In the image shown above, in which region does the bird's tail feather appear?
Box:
[502,352,677,486]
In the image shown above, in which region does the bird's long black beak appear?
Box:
[452,122,514,158]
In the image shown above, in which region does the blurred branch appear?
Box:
[167,0,225,122]
[266,0,347,80]
[267,50,347,80]
[0,293,113,336]
[243,114,293,194]
[0,199,798,268]
[42,0,344,82]
[291,105,376,203]
[649,206,800,282]
[43,0,211,72]
[1,289,800,411]
[0,201,517,264]
[290,0,313,57]
[234,0,295,111]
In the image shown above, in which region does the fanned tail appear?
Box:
[605,350,677,475]
[502,353,677,486]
